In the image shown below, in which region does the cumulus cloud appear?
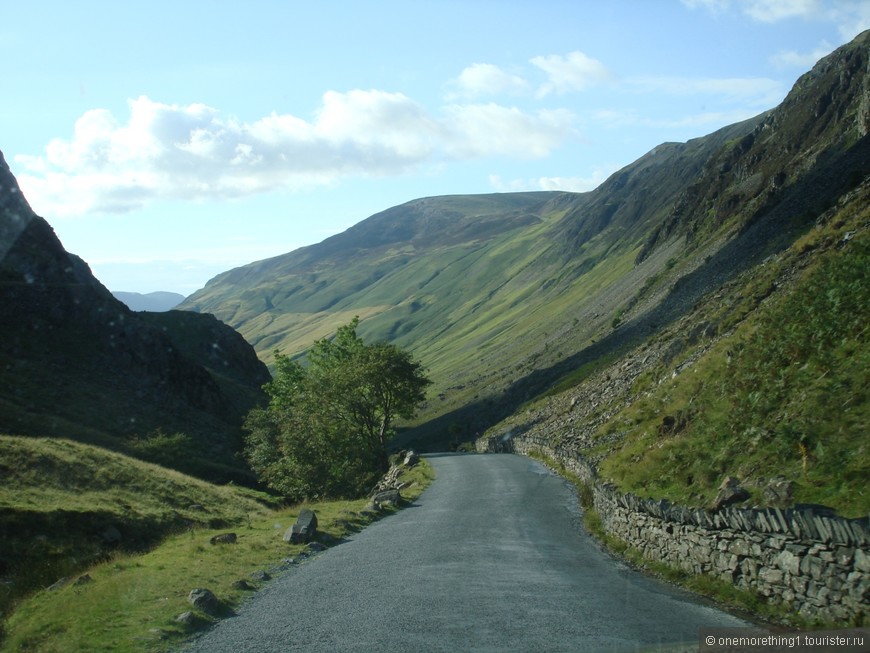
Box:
[446,63,529,99]
[682,1,868,72]
[531,51,612,97]
[442,105,576,158]
[15,93,576,217]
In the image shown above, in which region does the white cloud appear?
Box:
[769,42,836,68]
[680,0,730,10]
[683,0,868,34]
[681,0,820,19]
[531,51,612,97]
[446,63,529,99]
[443,105,576,159]
[629,75,785,107]
[490,166,614,194]
[648,109,768,129]
[741,0,820,22]
[830,1,870,40]
[683,0,868,72]
[15,93,577,218]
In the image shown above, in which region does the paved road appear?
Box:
[183,454,747,653]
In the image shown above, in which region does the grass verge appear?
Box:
[0,448,435,653]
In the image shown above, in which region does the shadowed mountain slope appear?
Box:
[0,152,269,481]
[181,31,870,448]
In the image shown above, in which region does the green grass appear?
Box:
[178,190,662,438]
[0,436,435,652]
[0,436,275,627]
[597,201,870,517]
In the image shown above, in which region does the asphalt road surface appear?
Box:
[182,453,748,653]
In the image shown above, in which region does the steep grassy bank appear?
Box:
[483,179,870,519]
[0,436,434,652]
[596,187,870,517]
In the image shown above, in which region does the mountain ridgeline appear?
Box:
[113,291,185,312]
[181,31,870,448]
[0,152,269,482]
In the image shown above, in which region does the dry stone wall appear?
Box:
[479,433,869,624]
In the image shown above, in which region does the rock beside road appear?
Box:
[283,509,318,544]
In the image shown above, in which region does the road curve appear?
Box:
[182,453,747,653]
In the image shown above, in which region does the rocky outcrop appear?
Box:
[0,150,268,481]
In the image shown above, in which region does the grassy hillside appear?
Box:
[484,180,870,518]
[0,435,434,652]
[0,436,276,626]
[179,121,752,445]
[597,189,870,517]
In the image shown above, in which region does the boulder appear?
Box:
[283,509,318,544]
[372,488,401,507]
[175,611,196,625]
[711,476,750,511]
[762,476,794,507]
[188,588,220,614]
[231,579,255,591]
[209,532,237,545]
[403,450,420,467]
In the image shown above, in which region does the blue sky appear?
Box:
[3,0,867,295]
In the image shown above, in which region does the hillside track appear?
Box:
[182,454,747,653]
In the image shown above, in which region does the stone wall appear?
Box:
[479,433,869,624]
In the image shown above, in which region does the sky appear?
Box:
[2,0,868,296]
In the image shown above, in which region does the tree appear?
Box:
[244,318,431,499]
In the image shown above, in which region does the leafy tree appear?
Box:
[244,318,431,499]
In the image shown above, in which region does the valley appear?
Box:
[0,28,868,651]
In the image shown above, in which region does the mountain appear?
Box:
[180,31,870,450]
[0,152,270,482]
[178,118,758,429]
[113,290,185,312]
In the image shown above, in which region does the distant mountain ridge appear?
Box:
[113,291,185,312]
[180,31,870,447]
[0,152,269,481]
